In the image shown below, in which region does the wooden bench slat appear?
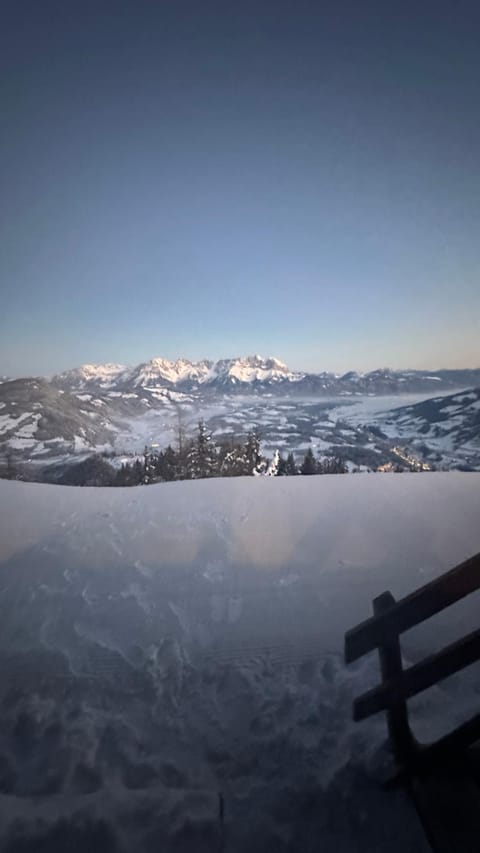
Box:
[354,626,480,721]
[345,551,480,663]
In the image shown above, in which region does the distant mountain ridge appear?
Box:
[50,355,480,396]
[51,355,299,392]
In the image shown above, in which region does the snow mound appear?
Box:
[0,473,479,851]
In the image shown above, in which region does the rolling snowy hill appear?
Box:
[0,473,479,851]
[373,387,480,469]
[0,379,118,458]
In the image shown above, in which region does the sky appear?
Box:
[1,0,479,377]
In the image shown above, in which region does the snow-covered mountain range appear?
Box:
[51,355,299,392]
[50,354,480,395]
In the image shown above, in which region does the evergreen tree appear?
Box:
[115,460,142,486]
[285,452,298,475]
[244,430,266,475]
[133,458,144,484]
[188,420,217,479]
[58,454,116,486]
[116,462,133,486]
[115,458,144,485]
[157,445,177,481]
[277,453,288,476]
[266,449,280,476]
[174,409,189,480]
[300,447,317,475]
[5,453,17,480]
[319,456,348,474]
[217,438,246,477]
[143,446,157,484]
[332,456,347,474]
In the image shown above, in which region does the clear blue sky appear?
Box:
[1,0,479,377]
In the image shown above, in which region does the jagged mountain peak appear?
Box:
[52,363,128,390]
[128,357,214,387]
[142,353,297,386]
[213,355,297,384]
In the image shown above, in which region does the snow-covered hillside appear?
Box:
[0,473,479,851]
[0,378,118,458]
[372,387,480,469]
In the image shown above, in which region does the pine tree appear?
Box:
[115,458,143,485]
[277,453,288,476]
[188,420,217,479]
[116,462,128,485]
[266,449,280,476]
[244,430,266,475]
[133,459,144,484]
[157,445,177,481]
[319,456,348,474]
[333,456,347,474]
[143,446,157,484]
[5,453,17,480]
[217,438,246,477]
[285,452,298,476]
[300,447,317,475]
[174,408,189,480]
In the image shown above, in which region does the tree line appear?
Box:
[114,421,348,486]
[2,420,437,485]
[1,423,348,486]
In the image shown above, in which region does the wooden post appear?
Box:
[373,591,416,764]
[345,551,480,663]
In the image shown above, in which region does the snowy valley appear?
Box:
[1,356,480,481]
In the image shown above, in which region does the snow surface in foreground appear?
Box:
[0,473,479,852]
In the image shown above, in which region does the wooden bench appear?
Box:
[345,551,480,853]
